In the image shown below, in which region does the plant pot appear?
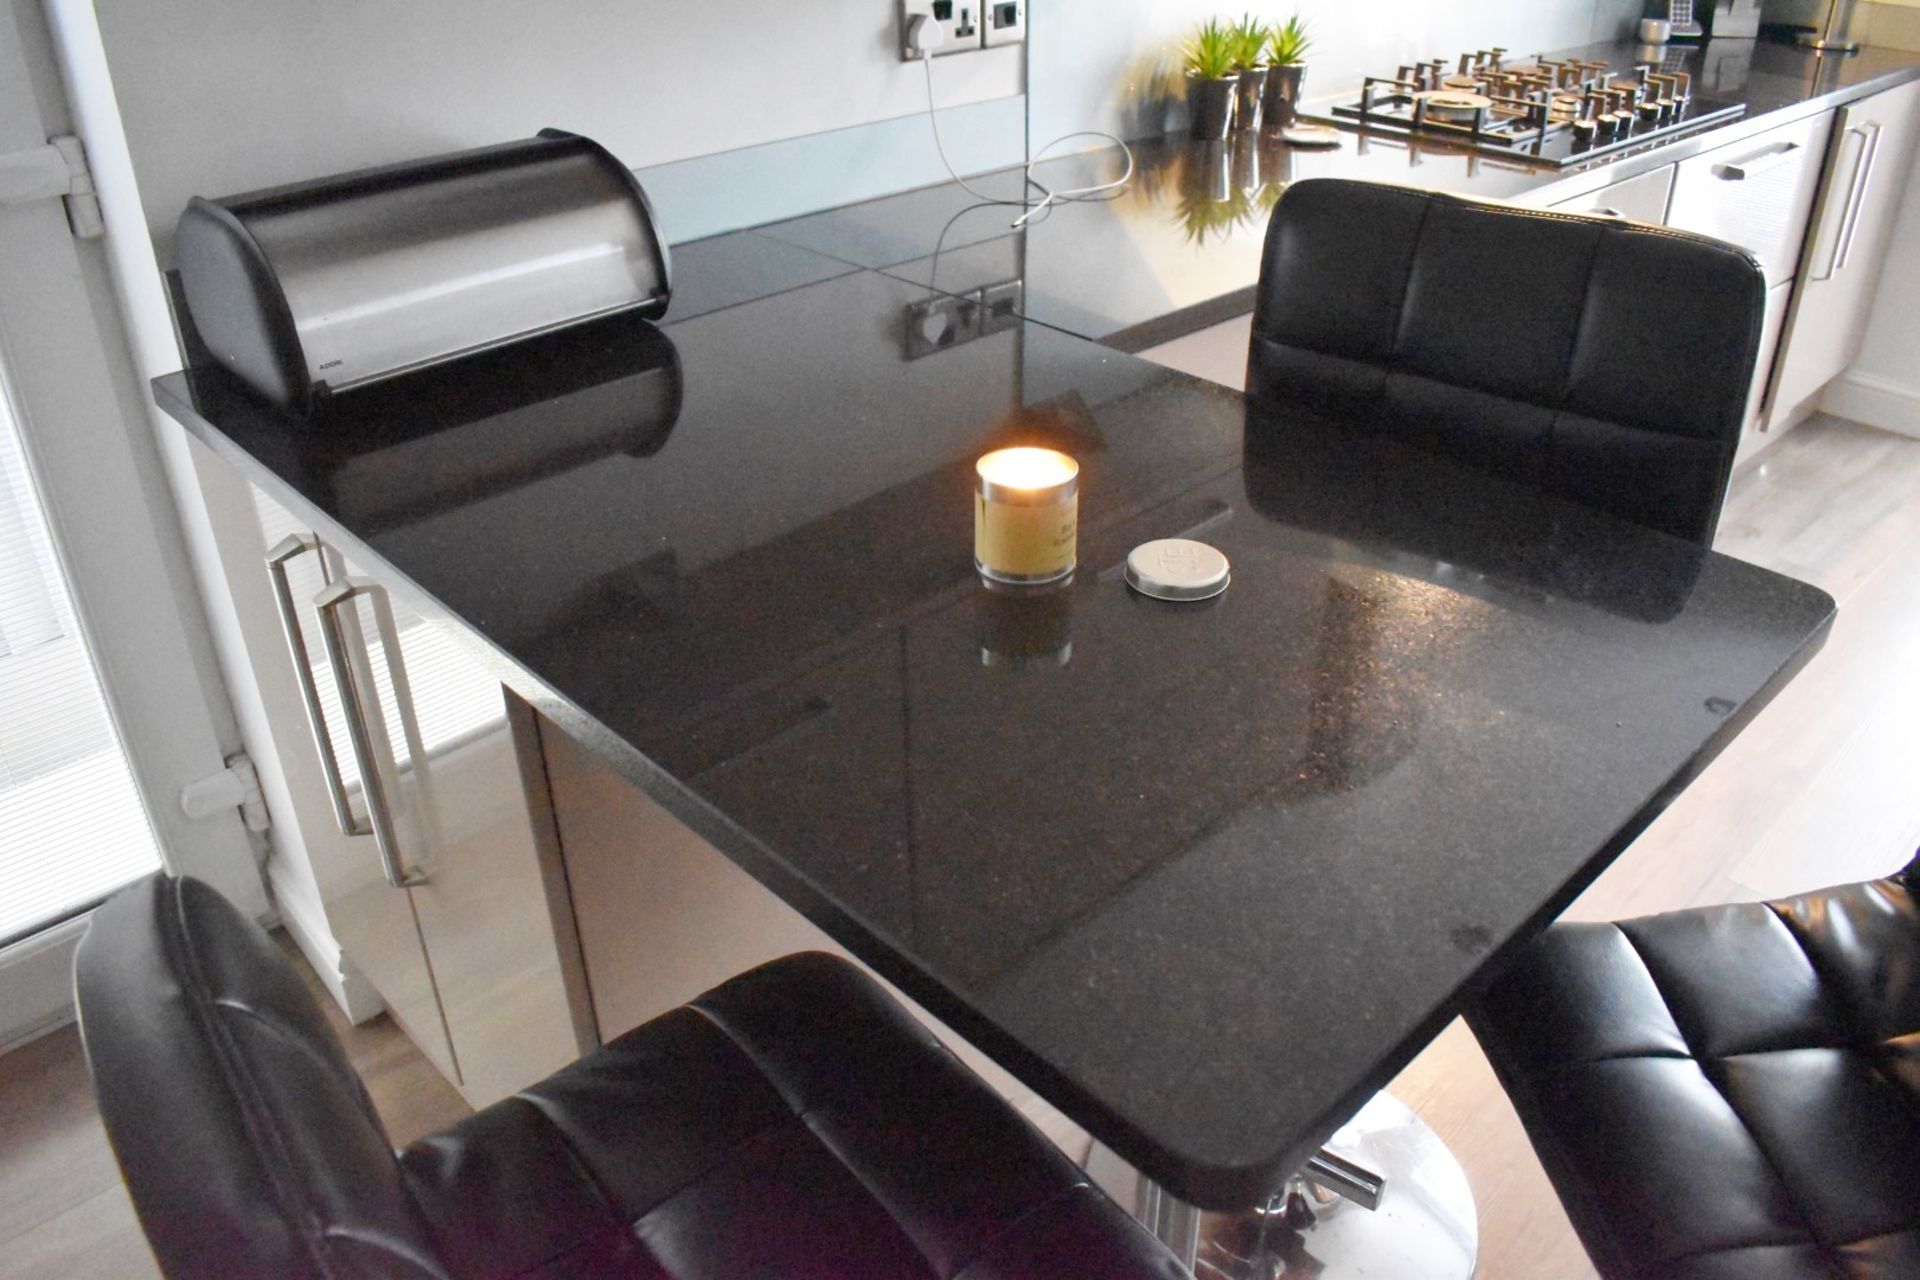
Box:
[1187,74,1238,141]
[1263,62,1307,130]
[1235,67,1269,132]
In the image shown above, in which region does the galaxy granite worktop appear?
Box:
[721,33,1920,352]
[153,255,1835,1202]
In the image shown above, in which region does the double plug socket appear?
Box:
[899,0,1024,60]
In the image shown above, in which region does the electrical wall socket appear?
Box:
[899,0,1022,59]
[898,0,979,59]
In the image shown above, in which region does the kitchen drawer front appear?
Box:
[1667,111,1835,285]
[1549,164,1675,224]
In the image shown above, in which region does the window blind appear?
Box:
[0,389,160,945]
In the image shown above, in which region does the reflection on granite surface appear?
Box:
[759,34,1920,354]
[189,317,685,537]
[1242,416,1710,624]
[662,229,859,323]
[155,262,1834,1205]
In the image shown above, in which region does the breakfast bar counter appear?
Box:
[154,250,1835,1207]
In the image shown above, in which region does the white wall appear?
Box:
[1029,0,1644,145]
[93,0,1025,252]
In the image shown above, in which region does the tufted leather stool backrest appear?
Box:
[1246,179,1767,545]
[75,874,449,1279]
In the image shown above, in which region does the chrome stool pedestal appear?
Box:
[1086,1093,1478,1278]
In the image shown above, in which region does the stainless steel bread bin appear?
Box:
[174,129,670,414]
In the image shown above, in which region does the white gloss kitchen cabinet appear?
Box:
[248,482,592,1106]
[1539,83,1920,468]
[1548,163,1677,223]
[1769,79,1920,423]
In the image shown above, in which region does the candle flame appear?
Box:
[976,447,1078,489]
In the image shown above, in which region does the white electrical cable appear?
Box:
[919,51,1134,229]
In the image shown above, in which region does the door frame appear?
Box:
[0,0,265,1045]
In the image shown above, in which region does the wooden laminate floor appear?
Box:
[0,934,466,1280]
[2,406,1916,1279]
[1385,411,1920,1279]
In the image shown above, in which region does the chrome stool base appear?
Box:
[1087,1093,1477,1279]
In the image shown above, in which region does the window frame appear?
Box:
[0,0,263,1043]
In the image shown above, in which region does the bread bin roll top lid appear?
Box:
[174,129,671,414]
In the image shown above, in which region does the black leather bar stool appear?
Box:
[1468,853,1920,1279]
[1246,178,1767,546]
[76,874,1185,1279]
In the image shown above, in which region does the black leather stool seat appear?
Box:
[77,875,1183,1279]
[1246,178,1766,546]
[404,954,1183,1279]
[1469,863,1920,1279]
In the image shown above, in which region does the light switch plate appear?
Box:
[978,279,1023,335]
[983,0,1025,48]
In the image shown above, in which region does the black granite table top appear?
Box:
[154,262,1835,1206]
[733,34,1920,351]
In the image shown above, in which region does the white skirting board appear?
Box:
[0,914,91,1052]
[268,860,384,1024]
[1824,371,1920,439]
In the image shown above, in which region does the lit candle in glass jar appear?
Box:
[974,447,1078,585]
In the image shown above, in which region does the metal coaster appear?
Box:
[1125,539,1230,602]
[1280,125,1343,148]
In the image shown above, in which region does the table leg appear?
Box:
[1139,1178,1203,1270]
[1085,1093,1479,1278]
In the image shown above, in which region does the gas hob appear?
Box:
[1302,48,1746,168]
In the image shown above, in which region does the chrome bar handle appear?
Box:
[1818,124,1877,281]
[1710,141,1797,181]
[1835,121,1884,274]
[365,571,444,853]
[315,578,428,888]
[265,534,365,837]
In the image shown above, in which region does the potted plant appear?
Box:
[1231,14,1272,133]
[1262,14,1313,129]
[1185,19,1239,141]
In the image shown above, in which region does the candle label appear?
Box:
[976,491,1078,580]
